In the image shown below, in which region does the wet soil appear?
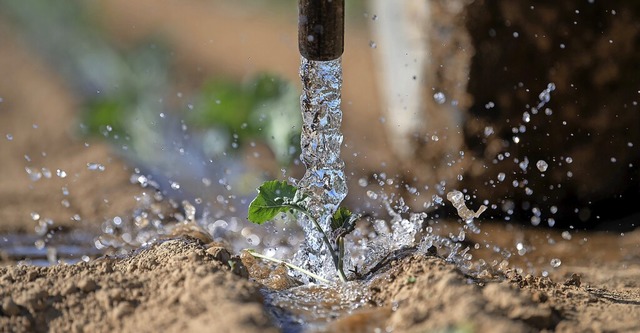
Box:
[2,231,639,332]
[1,2,640,332]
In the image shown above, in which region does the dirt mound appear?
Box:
[0,238,277,333]
[364,253,640,332]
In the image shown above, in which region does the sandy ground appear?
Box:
[1,2,640,332]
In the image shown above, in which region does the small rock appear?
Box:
[266,264,300,290]
[102,260,114,274]
[112,302,134,319]
[61,283,79,296]
[229,257,249,278]
[206,246,231,263]
[194,266,208,277]
[2,298,21,316]
[26,270,38,282]
[17,290,48,311]
[95,290,112,309]
[188,252,203,262]
[531,291,548,303]
[78,278,98,293]
[563,273,581,287]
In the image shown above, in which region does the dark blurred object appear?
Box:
[462,1,640,229]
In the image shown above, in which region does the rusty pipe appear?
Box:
[298,0,344,61]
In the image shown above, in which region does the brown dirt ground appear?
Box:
[1,2,640,333]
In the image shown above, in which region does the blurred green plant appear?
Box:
[1,0,301,166]
[188,73,301,164]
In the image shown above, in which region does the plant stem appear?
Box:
[296,208,348,282]
[337,236,346,280]
[245,249,331,284]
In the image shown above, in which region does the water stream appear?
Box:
[292,57,348,282]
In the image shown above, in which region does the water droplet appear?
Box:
[31,212,40,220]
[550,258,562,268]
[519,158,529,171]
[536,160,548,172]
[5,134,13,141]
[530,216,541,226]
[170,181,181,190]
[41,168,52,179]
[25,167,42,182]
[87,163,105,171]
[484,126,494,137]
[547,218,556,227]
[522,112,531,123]
[34,239,45,250]
[565,157,573,164]
[56,169,67,178]
[366,190,378,200]
[433,92,446,104]
[372,14,378,21]
[369,41,377,48]
[497,173,506,182]
[247,234,260,245]
[182,200,196,222]
[202,178,212,186]
[358,178,368,187]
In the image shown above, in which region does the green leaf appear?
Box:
[247,180,299,224]
[330,207,353,231]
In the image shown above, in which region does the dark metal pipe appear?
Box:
[298,0,344,61]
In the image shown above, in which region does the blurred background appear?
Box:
[0,0,639,247]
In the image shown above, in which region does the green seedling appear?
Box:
[247,180,359,283]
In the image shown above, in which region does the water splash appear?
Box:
[446,190,487,222]
[293,57,347,281]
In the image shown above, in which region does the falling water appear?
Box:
[292,57,347,281]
